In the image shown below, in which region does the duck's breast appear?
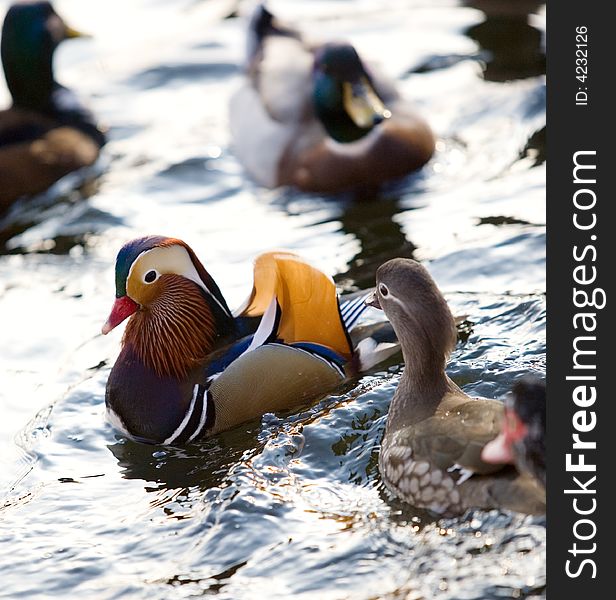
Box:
[229,83,296,188]
[229,36,315,188]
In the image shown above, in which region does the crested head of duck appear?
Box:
[482,375,546,488]
[102,235,235,380]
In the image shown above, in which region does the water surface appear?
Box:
[0,1,546,598]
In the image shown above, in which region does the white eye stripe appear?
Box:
[379,289,410,314]
[126,245,233,318]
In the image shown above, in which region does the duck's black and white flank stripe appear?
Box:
[162,384,215,445]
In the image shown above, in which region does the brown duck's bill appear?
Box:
[102,296,139,335]
[364,290,381,309]
[481,432,514,464]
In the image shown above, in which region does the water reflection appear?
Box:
[107,427,261,492]
[0,164,111,253]
[335,194,417,290]
[463,1,545,82]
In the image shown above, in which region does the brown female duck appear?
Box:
[0,1,105,213]
[366,258,545,516]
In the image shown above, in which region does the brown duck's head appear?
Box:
[102,236,234,378]
[366,258,457,375]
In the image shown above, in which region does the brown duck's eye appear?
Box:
[379,283,389,297]
[144,270,158,284]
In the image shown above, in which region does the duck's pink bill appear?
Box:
[102,296,139,334]
[481,432,514,464]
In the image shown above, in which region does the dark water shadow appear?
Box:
[126,62,238,91]
[107,425,262,494]
[0,168,120,255]
[411,2,545,82]
[334,195,417,291]
[463,1,545,82]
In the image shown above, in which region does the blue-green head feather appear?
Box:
[1,1,85,111]
[312,43,391,143]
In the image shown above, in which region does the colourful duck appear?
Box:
[366,258,545,516]
[102,236,391,445]
[0,1,106,213]
[229,5,435,193]
[482,376,546,488]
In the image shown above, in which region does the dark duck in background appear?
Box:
[0,1,106,213]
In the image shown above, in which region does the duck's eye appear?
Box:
[379,283,389,297]
[144,270,158,284]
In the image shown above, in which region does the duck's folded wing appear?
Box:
[409,398,505,476]
[207,342,345,435]
[1,126,99,209]
[234,251,353,358]
[0,108,53,146]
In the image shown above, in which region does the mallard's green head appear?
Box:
[1,1,87,111]
[313,43,391,144]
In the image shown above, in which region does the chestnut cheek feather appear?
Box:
[102,296,139,335]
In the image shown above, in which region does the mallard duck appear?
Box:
[102,236,396,445]
[229,5,435,193]
[0,1,106,213]
[366,258,545,516]
[482,376,546,488]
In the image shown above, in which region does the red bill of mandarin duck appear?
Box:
[482,376,546,489]
[366,258,545,516]
[0,1,106,213]
[102,236,393,445]
[229,4,435,193]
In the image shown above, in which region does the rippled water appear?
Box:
[0,1,546,598]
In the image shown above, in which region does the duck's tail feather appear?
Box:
[246,3,299,68]
[350,321,401,371]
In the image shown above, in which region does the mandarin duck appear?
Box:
[102,236,396,445]
[366,258,545,516]
[229,4,435,193]
[0,1,106,213]
[482,376,546,488]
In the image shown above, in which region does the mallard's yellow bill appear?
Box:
[238,252,352,357]
[343,78,391,129]
[64,25,90,39]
